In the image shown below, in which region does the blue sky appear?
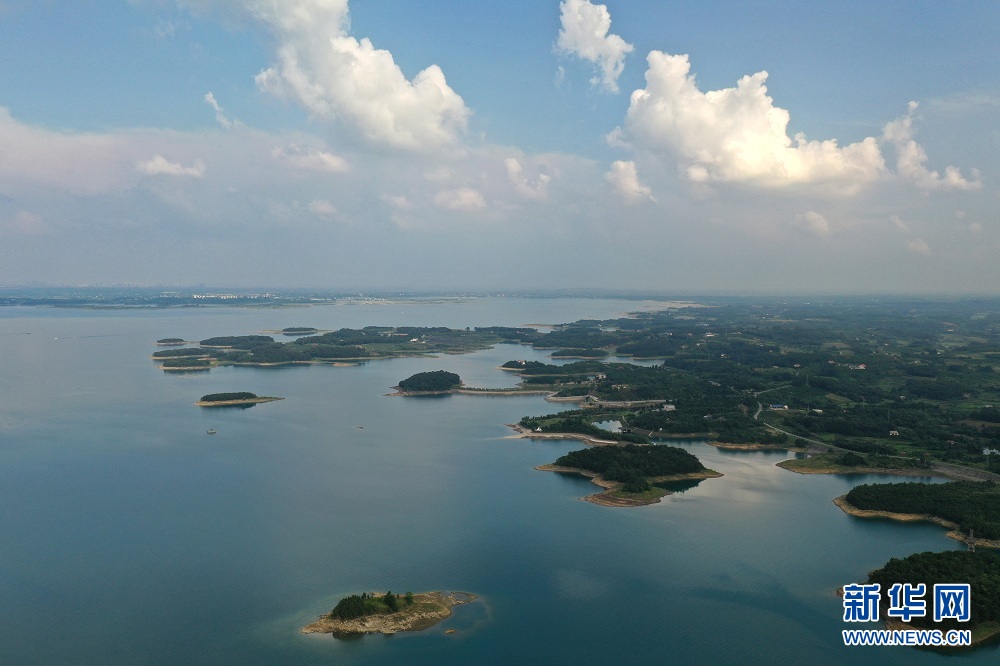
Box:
[1,0,997,293]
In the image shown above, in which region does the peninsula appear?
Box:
[864,549,1000,647]
[195,392,283,407]
[301,591,476,636]
[834,481,1000,549]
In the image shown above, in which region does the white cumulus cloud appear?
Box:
[227,0,469,151]
[882,101,981,191]
[605,160,652,203]
[614,51,886,192]
[136,154,206,177]
[555,0,633,93]
[434,187,486,211]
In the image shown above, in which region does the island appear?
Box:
[160,358,212,372]
[537,443,721,507]
[195,392,284,407]
[155,337,188,346]
[393,370,462,395]
[301,591,476,636]
[863,549,1000,647]
[280,327,319,336]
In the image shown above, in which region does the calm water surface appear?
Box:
[0,298,994,664]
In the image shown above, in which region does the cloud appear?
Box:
[555,0,633,93]
[434,187,486,211]
[505,157,551,199]
[271,145,349,172]
[382,193,414,211]
[308,198,337,216]
[0,107,131,196]
[227,0,469,151]
[614,51,886,192]
[1,210,49,235]
[136,154,206,177]
[890,214,910,233]
[795,211,831,236]
[906,238,931,255]
[605,160,652,203]
[882,101,981,191]
[969,222,983,234]
[204,92,235,129]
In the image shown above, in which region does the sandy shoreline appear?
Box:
[776,457,956,479]
[833,495,1000,549]
[506,423,621,446]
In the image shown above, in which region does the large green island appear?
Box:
[301,591,476,636]
[537,443,722,507]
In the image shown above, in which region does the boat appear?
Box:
[207,428,217,435]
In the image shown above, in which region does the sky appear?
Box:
[0,0,997,294]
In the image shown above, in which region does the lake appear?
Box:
[0,298,994,664]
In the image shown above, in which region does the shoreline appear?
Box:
[707,441,802,451]
[195,397,284,407]
[506,423,622,446]
[300,591,476,636]
[535,464,723,507]
[776,456,957,480]
[832,495,1000,550]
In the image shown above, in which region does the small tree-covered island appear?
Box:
[301,591,477,637]
[393,370,462,394]
[195,392,284,407]
[538,443,722,507]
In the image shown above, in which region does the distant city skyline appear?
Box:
[0,1,997,293]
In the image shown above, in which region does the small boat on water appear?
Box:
[207,428,217,435]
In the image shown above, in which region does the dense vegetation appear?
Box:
[161,358,210,368]
[199,335,275,347]
[520,410,649,443]
[161,299,1000,472]
[152,348,210,358]
[397,370,461,392]
[555,444,706,492]
[156,337,185,344]
[846,481,1000,539]
[550,348,609,358]
[199,392,258,402]
[867,550,1000,631]
[327,591,413,620]
[281,327,318,334]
